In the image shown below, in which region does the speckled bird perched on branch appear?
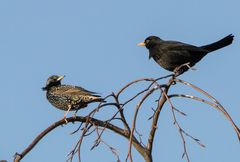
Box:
[42,75,105,122]
[138,34,234,75]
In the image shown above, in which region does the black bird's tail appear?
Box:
[200,34,234,52]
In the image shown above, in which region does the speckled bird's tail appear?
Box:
[90,95,106,103]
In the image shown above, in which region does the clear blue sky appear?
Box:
[1,0,239,162]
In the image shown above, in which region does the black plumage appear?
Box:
[138,34,234,74]
[42,75,104,119]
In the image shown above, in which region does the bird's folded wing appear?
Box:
[54,86,100,98]
[162,41,209,54]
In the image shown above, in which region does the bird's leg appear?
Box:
[63,105,72,123]
[185,63,196,71]
[174,62,197,73]
[73,110,79,119]
[173,62,193,76]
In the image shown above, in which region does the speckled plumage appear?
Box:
[42,75,104,112]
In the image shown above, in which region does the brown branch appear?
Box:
[175,79,240,141]
[67,102,122,161]
[116,78,149,97]
[124,76,174,162]
[14,116,144,162]
[112,93,131,132]
[93,124,121,162]
[77,123,92,162]
[121,74,173,107]
[115,74,173,98]
[168,94,224,112]
[181,129,205,148]
[126,88,156,162]
[147,77,175,154]
[168,93,240,141]
[164,93,191,162]
[113,75,172,134]
[13,75,239,162]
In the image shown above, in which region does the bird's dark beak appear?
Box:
[57,75,65,81]
[137,42,146,46]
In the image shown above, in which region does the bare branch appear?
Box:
[13,75,239,162]
[163,91,191,162]
[116,74,173,98]
[14,117,125,162]
[126,88,156,162]
[112,93,131,132]
[175,79,240,141]
[147,77,175,153]
[93,124,121,162]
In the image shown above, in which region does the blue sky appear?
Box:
[1,0,239,162]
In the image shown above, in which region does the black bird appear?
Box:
[138,34,234,75]
[42,75,105,121]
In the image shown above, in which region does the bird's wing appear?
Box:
[161,41,209,54]
[158,41,209,65]
[75,86,99,95]
[54,85,100,97]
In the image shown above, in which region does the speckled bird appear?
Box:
[42,75,105,120]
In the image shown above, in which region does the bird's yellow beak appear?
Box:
[137,42,146,46]
[57,75,65,81]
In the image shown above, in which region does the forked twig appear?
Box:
[175,79,240,141]
[163,91,191,162]
[126,88,156,162]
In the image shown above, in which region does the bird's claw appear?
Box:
[63,117,68,124]
[73,113,77,119]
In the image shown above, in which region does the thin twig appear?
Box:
[175,79,240,141]
[126,88,156,162]
[14,116,127,162]
[162,92,191,162]
[93,124,121,162]
[147,77,175,153]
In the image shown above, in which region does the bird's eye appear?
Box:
[145,39,150,44]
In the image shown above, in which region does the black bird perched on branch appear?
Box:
[138,34,234,75]
[42,75,105,121]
